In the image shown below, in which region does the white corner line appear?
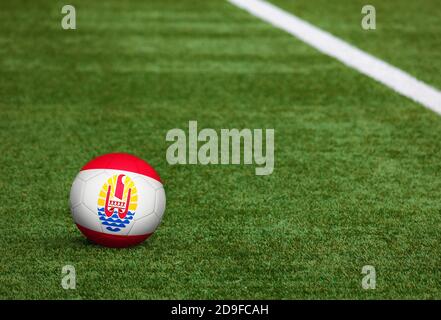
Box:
[228,0,441,115]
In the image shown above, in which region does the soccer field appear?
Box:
[1,0,441,299]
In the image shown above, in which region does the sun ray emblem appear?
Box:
[97,174,138,232]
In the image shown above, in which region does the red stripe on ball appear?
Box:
[76,224,152,248]
[81,153,161,182]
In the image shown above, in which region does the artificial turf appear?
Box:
[1,0,441,299]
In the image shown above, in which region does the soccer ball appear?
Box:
[69,153,166,248]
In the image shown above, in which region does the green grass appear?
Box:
[272,0,441,88]
[1,0,441,299]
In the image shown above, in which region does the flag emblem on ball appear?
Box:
[97,174,138,232]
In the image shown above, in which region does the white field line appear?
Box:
[228,0,441,114]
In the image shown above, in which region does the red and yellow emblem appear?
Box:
[97,174,138,232]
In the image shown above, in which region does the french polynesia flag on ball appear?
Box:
[69,153,166,248]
